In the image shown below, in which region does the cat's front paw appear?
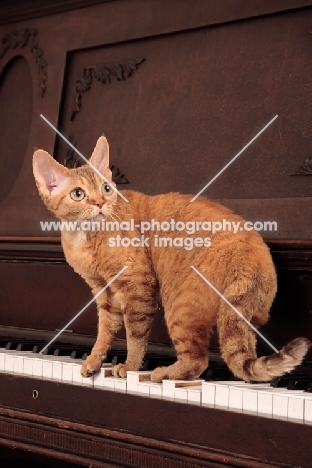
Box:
[151,366,169,382]
[112,363,129,378]
[81,354,103,377]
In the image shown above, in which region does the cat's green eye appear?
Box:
[102,183,111,194]
[70,188,85,201]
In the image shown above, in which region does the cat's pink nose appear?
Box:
[95,200,104,208]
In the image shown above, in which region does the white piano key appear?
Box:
[136,381,152,395]
[32,356,44,377]
[187,385,202,405]
[258,390,273,416]
[0,351,5,371]
[93,371,104,388]
[237,382,271,414]
[256,387,299,416]
[72,362,84,385]
[1,350,35,375]
[114,378,127,392]
[287,393,305,422]
[202,380,244,408]
[136,380,163,398]
[304,396,312,423]
[149,382,163,398]
[224,380,256,413]
[13,355,24,374]
[69,361,111,387]
[242,388,258,414]
[215,382,264,413]
[92,365,114,388]
[82,375,94,387]
[62,361,73,383]
[174,387,188,402]
[215,384,230,408]
[229,386,244,412]
[70,359,93,386]
[4,354,15,373]
[52,361,63,381]
[42,359,53,379]
[202,382,216,406]
[236,384,264,413]
[162,380,204,400]
[273,390,307,421]
[162,380,176,400]
[97,368,127,390]
[23,356,34,376]
[102,377,117,389]
[126,371,152,393]
[272,393,289,419]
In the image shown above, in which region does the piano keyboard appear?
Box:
[1,347,312,425]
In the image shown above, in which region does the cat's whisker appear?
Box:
[109,213,120,223]
[112,212,122,222]
[111,208,125,215]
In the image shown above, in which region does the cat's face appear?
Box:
[33,136,117,224]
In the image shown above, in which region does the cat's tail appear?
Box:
[227,337,310,382]
[217,303,311,382]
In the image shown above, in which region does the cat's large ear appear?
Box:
[89,135,111,177]
[33,149,69,197]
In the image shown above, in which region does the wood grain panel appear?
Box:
[0,56,32,203]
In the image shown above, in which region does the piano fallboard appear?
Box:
[0,372,311,468]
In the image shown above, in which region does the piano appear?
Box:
[1,0,312,466]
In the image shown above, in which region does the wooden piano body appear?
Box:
[1,0,312,466]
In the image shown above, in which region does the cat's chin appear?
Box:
[93,213,106,222]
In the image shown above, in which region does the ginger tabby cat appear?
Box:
[33,136,310,382]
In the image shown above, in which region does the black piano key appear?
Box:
[70,349,90,359]
[271,375,293,388]
[28,341,92,358]
[5,340,47,350]
[32,345,42,353]
[287,376,311,390]
[110,354,126,365]
[3,338,47,351]
[5,341,19,350]
[16,342,43,351]
[271,362,312,388]
[141,354,176,370]
[203,367,234,381]
[200,363,238,381]
[287,379,311,391]
[0,338,12,348]
[304,382,312,393]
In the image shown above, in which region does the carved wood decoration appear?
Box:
[110,165,129,184]
[71,58,145,120]
[290,157,312,176]
[64,140,129,184]
[0,28,47,97]
[63,138,79,168]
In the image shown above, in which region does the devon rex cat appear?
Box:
[33,136,311,382]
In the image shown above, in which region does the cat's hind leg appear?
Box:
[112,300,156,377]
[151,302,211,382]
